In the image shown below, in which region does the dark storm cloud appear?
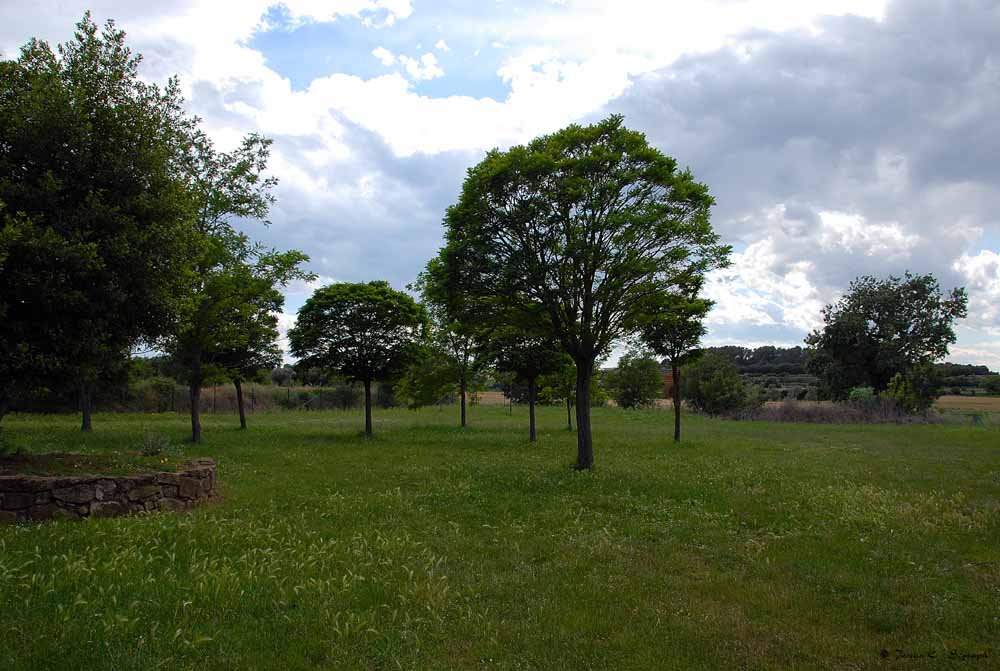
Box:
[595,0,1000,300]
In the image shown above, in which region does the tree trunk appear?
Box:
[460,379,467,428]
[189,384,202,443]
[363,379,373,436]
[566,396,573,431]
[528,377,537,442]
[235,380,247,430]
[574,361,594,469]
[672,363,682,442]
[80,381,93,433]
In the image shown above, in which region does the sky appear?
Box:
[2,0,998,368]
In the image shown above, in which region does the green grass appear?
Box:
[1,407,998,670]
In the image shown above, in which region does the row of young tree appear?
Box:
[0,15,312,442]
[2,16,972,464]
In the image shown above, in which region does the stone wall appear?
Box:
[0,458,216,523]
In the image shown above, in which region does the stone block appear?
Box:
[127,484,161,501]
[2,492,34,510]
[53,483,96,504]
[95,480,118,501]
[91,501,127,517]
[179,477,202,499]
[0,510,20,523]
[160,498,188,512]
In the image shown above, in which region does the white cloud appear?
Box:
[372,46,395,66]
[955,250,1000,335]
[399,52,444,80]
[434,39,449,52]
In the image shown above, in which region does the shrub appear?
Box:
[330,383,361,410]
[377,382,398,408]
[848,387,875,403]
[682,354,749,416]
[608,351,662,409]
[139,432,176,457]
[744,399,943,424]
[887,363,942,414]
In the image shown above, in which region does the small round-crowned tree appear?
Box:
[289,281,425,436]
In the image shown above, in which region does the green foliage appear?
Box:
[439,115,729,466]
[0,14,199,411]
[848,387,876,403]
[806,273,968,399]
[329,383,362,410]
[984,376,1000,394]
[485,328,565,387]
[289,281,426,385]
[271,365,297,387]
[408,255,490,421]
[682,353,748,416]
[639,292,711,370]
[606,350,663,409]
[886,363,943,414]
[396,344,460,409]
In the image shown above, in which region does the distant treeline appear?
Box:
[698,346,809,375]
[695,346,994,378]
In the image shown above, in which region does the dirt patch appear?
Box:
[935,395,1000,412]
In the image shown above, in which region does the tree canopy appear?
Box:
[805,273,968,399]
[641,290,712,440]
[289,281,426,435]
[0,14,198,428]
[439,115,729,468]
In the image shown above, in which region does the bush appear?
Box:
[744,399,943,424]
[377,382,398,408]
[887,363,942,414]
[608,351,662,409]
[847,387,875,403]
[330,383,361,410]
[682,354,749,416]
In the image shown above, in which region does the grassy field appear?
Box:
[1,407,998,670]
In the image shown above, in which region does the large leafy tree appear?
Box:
[165,131,311,443]
[289,282,426,436]
[806,273,968,400]
[0,14,197,430]
[641,292,712,441]
[439,115,729,468]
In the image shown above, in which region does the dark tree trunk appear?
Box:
[460,378,467,428]
[528,377,537,442]
[566,396,573,431]
[189,384,202,443]
[363,379,373,436]
[672,363,681,442]
[80,381,93,433]
[235,379,247,430]
[574,361,594,469]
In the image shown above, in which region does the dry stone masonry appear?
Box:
[0,458,216,523]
